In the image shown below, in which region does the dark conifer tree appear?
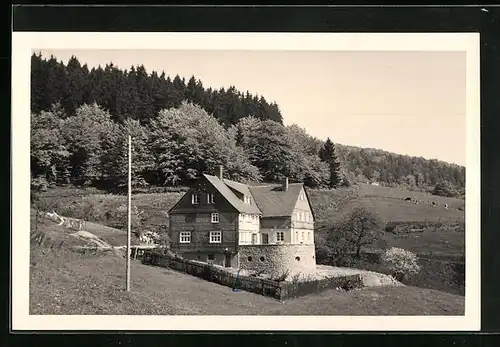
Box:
[62,56,86,116]
[319,138,341,188]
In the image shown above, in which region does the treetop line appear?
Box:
[30,53,465,195]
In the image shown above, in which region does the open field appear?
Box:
[33,184,466,296]
[29,213,464,315]
[308,183,465,223]
[378,231,465,259]
[36,183,465,235]
[30,243,464,316]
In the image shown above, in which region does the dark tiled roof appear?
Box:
[248,183,303,217]
[203,174,262,214]
[203,174,305,218]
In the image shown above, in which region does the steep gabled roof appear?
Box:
[203,174,262,214]
[248,183,304,218]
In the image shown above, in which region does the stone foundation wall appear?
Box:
[142,250,362,300]
[238,244,316,276]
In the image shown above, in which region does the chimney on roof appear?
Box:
[282,177,289,192]
[215,165,223,180]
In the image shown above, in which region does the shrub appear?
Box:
[31,176,49,193]
[432,181,459,198]
[272,269,290,282]
[382,247,421,281]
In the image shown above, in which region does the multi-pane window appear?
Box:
[191,193,199,205]
[244,196,252,204]
[276,231,284,242]
[210,231,222,243]
[180,231,191,243]
[299,192,305,200]
[211,213,219,223]
[207,192,215,204]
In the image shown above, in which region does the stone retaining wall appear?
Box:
[238,244,317,277]
[142,250,361,300]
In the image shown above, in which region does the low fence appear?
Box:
[142,250,363,300]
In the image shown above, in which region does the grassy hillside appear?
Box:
[30,225,464,316]
[33,184,465,296]
[308,183,465,223]
[36,183,465,235]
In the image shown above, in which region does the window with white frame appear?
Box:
[276,231,284,242]
[244,195,252,204]
[301,231,305,242]
[207,192,215,204]
[210,231,222,243]
[308,232,311,242]
[211,213,219,223]
[180,231,191,243]
[191,193,199,205]
[299,191,305,200]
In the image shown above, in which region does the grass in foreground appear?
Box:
[30,243,464,316]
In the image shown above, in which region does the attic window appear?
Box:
[299,192,305,201]
[244,196,252,204]
[191,193,199,205]
[207,192,215,204]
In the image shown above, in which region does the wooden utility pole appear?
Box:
[126,134,132,291]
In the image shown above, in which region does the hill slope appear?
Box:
[30,210,464,315]
[308,183,465,222]
[30,244,464,316]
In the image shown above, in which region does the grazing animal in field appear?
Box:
[444,203,449,209]
[431,201,437,206]
[404,197,412,202]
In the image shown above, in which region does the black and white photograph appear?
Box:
[11,32,480,331]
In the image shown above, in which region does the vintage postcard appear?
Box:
[11,32,480,331]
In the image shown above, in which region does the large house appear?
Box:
[168,166,317,275]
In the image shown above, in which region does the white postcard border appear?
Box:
[11,32,480,331]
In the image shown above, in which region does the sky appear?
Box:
[37,49,466,166]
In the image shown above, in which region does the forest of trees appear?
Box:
[31,52,283,127]
[30,53,465,195]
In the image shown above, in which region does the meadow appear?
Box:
[29,217,464,316]
[33,183,466,296]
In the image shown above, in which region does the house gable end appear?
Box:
[168,176,240,215]
[302,187,316,221]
